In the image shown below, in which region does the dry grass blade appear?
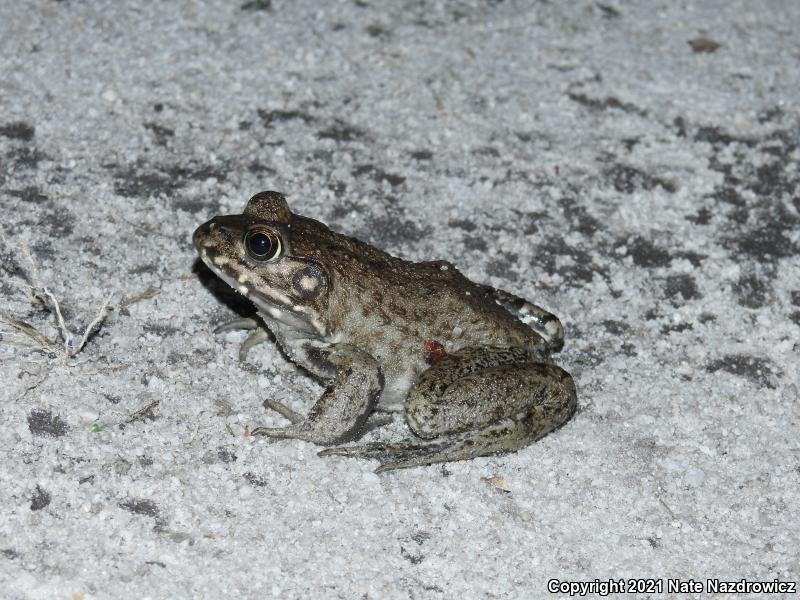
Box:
[0,226,116,361]
[119,286,159,311]
[70,292,114,357]
[0,312,58,354]
[125,399,161,425]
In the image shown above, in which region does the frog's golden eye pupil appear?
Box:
[245,230,281,260]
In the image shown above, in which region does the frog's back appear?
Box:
[288,214,543,366]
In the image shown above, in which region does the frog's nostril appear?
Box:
[193,219,233,247]
[193,221,221,249]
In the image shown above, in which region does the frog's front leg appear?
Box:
[251,343,383,445]
[321,346,576,472]
[214,317,271,362]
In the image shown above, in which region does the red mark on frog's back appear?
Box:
[423,340,447,365]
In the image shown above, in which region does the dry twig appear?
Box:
[124,399,161,425]
[0,226,115,363]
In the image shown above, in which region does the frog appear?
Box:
[193,191,577,473]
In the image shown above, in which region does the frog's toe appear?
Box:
[263,398,304,424]
[213,317,260,334]
[213,318,270,361]
[374,458,432,474]
[250,424,306,439]
[237,328,271,361]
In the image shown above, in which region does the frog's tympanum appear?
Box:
[194,191,577,473]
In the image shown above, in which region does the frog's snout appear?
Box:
[192,219,216,251]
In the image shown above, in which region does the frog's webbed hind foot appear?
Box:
[318,440,447,473]
[214,317,270,361]
[320,414,557,474]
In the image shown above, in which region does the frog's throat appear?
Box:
[250,290,327,337]
[198,249,327,336]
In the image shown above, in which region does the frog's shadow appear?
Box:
[192,257,261,326]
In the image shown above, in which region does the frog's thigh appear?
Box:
[406,360,576,440]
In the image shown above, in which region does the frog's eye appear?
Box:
[244,228,282,261]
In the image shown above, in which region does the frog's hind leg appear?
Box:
[488,287,565,352]
[320,348,577,473]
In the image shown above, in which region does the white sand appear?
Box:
[1,1,798,598]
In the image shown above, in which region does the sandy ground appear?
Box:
[1,1,798,598]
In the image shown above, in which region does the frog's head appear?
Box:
[193,191,330,335]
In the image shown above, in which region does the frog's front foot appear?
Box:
[214,317,270,362]
[251,398,343,443]
[252,411,392,445]
[261,398,304,423]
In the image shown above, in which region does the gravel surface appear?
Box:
[1,1,798,598]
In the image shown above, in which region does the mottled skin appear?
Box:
[193,191,577,472]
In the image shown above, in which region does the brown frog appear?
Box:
[193,191,576,473]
